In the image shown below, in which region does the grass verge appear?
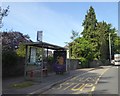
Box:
[11,81,33,88]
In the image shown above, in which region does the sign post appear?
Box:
[37,31,43,42]
[37,31,43,81]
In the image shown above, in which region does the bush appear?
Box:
[2,50,19,77]
[2,50,18,67]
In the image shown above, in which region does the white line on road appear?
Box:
[91,68,110,92]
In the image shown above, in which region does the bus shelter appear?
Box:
[24,41,68,81]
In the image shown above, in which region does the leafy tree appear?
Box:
[82,6,97,39]
[96,21,118,60]
[69,6,98,66]
[96,22,110,60]
[69,37,96,67]
[81,6,100,60]
[70,30,79,40]
[2,31,32,77]
[69,6,118,67]
[113,36,120,54]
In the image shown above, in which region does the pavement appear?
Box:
[2,67,96,95]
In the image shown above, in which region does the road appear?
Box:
[41,66,118,95]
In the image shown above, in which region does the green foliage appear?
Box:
[113,36,120,54]
[16,43,26,57]
[48,55,54,63]
[81,6,100,61]
[2,31,32,77]
[70,30,79,40]
[82,6,97,39]
[2,50,18,67]
[2,50,18,77]
[69,6,119,67]
[70,37,96,66]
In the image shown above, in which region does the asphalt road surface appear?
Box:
[41,66,118,95]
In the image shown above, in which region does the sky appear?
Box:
[1,2,118,47]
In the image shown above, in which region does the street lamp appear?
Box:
[109,33,112,62]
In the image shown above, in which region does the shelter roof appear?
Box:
[25,41,67,50]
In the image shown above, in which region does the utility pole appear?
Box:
[109,33,112,62]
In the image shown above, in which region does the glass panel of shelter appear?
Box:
[25,46,49,81]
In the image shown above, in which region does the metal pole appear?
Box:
[24,45,28,80]
[41,42,44,81]
[109,33,112,62]
[66,50,67,72]
[68,47,71,74]
[47,48,48,65]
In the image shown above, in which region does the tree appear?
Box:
[69,6,99,66]
[81,6,100,60]
[96,21,118,60]
[70,30,79,40]
[113,36,120,54]
[96,22,110,60]
[82,6,97,39]
[2,31,32,77]
[69,6,118,67]
[0,6,9,28]
[69,37,96,67]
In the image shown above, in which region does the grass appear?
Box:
[11,81,33,88]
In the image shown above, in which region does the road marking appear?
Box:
[85,77,93,82]
[95,77,100,85]
[79,77,84,81]
[29,68,95,94]
[71,83,84,91]
[95,68,109,85]
[59,68,110,93]
[80,84,87,91]
[63,83,74,90]
[92,68,110,92]
[69,70,93,82]
[57,82,69,89]
[91,86,96,92]
[70,77,77,81]
[71,83,81,91]
[86,83,93,87]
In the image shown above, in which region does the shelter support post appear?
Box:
[24,45,28,80]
